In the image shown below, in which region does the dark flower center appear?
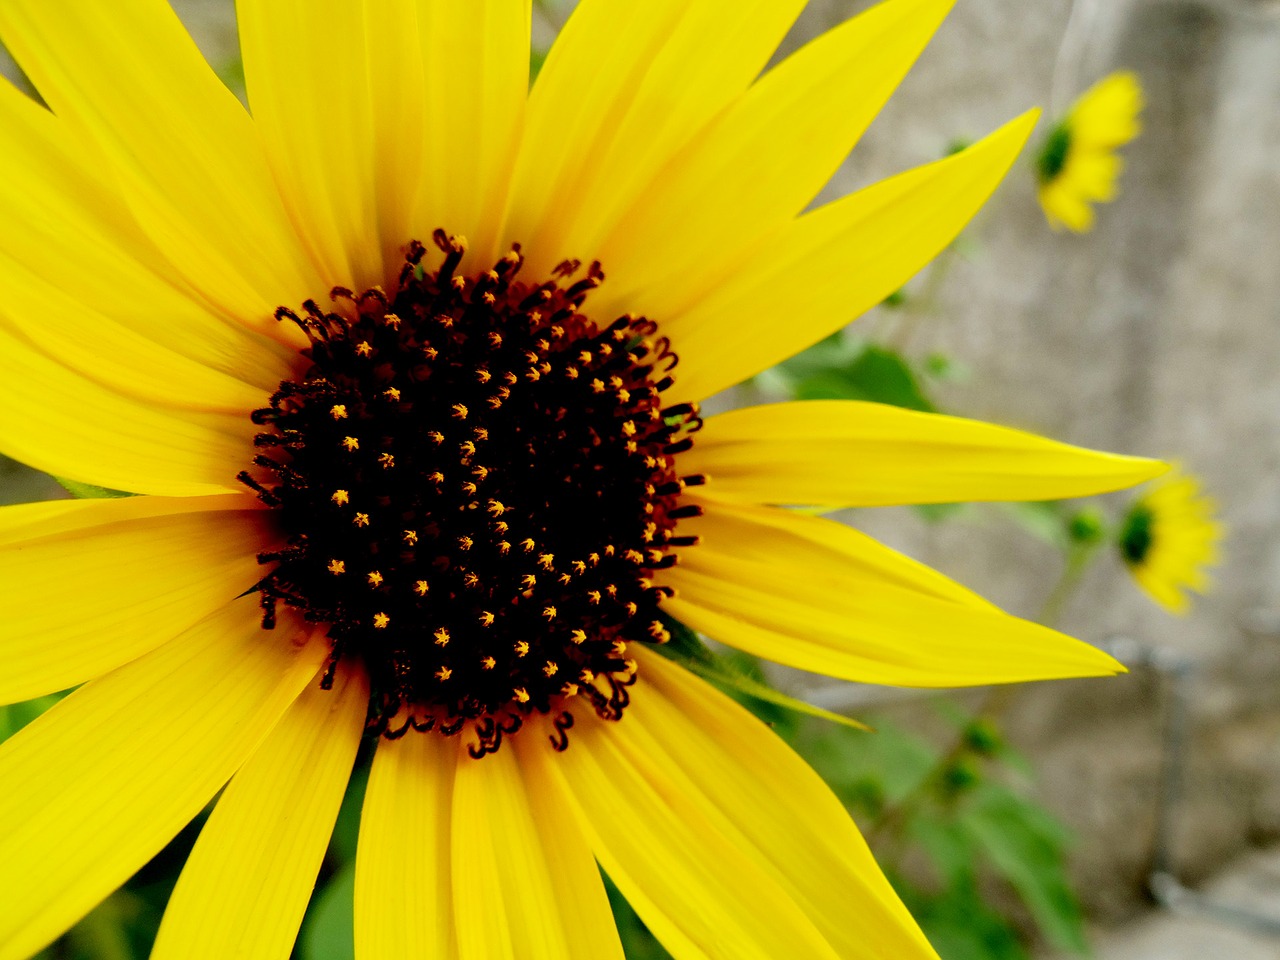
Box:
[1037,122,1073,184]
[239,232,703,754]
[1119,504,1154,566]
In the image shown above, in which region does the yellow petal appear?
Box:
[408,0,531,270]
[238,0,385,290]
[686,400,1166,507]
[660,112,1038,406]
[0,78,297,392]
[0,327,253,497]
[593,0,955,319]
[355,729,459,959]
[0,326,252,498]
[527,704,841,960]
[508,0,806,274]
[0,602,326,960]
[1,261,268,414]
[0,0,324,325]
[452,740,624,960]
[661,496,1124,686]
[152,660,367,960]
[0,494,269,704]
[630,647,940,959]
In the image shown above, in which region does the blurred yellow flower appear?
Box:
[0,1,1164,958]
[1036,71,1144,232]
[1119,470,1223,614]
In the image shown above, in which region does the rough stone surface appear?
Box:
[1,0,1278,939]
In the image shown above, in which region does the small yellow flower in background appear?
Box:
[1119,470,1223,614]
[0,1,1165,958]
[1036,71,1144,232]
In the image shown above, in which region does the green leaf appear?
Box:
[792,345,937,412]
[54,477,134,499]
[960,784,1089,954]
[603,869,673,960]
[898,877,1030,960]
[653,615,869,733]
[299,862,355,960]
[1002,501,1069,549]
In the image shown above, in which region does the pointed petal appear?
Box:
[151,661,367,960]
[355,730,459,959]
[686,400,1166,507]
[525,704,841,960]
[593,0,955,320]
[452,741,623,960]
[0,78,298,392]
[659,112,1037,406]
[661,496,1124,686]
[238,0,386,289]
[506,0,806,274]
[0,0,324,324]
[407,0,531,269]
[0,494,269,704]
[0,602,327,960]
[0,327,251,498]
[632,648,939,959]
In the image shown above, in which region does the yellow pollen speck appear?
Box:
[327,559,346,575]
[622,421,637,437]
[452,403,468,419]
[373,612,390,629]
[330,404,348,420]
[579,350,593,364]
[487,500,505,516]
[356,341,373,357]
[488,332,503,347]
[367,571,384,587]
[538,553,555,570]
[498,541,511,554]
[436,666,452,681]
[588,590,601,604]
[572,560,586,575]
[331,489,349,505]
[493,521,509,534]
[476,368,492,384]
[354,513,370,527]
[458,536,473,551]
[591,379,605,393]
[384,312,401,328]
[580,669,595,683]
[543,661,559,677]
[561,682,579,697]
[588,553,600,566]
[403,529,418,545]
[428,431,444,444]
[521,538,536,552]
[612,640,628,656]
[434,628,450,645]
[558,573,571,586]
[415,580,430,596]
[514,641,529,657]
[543,606,557,620]
[451,275,466,290]
[478,611,495,627]
[461,482,478,496]
[625,601,639,616]
[384,387,401,401]
[521,574,537,589]
[514,687,530,704]
[473,466,490,480]
[463,572,480,588]
[482,656,496,670]
[429,471,445,485]
[571,629,587,645]
[342,436,359,451]
[379,452,395,468]
[474,427,489,440]
[617,389,631,403]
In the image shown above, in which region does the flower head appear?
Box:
[1036,71,1144,232]
[1118,470,1223,614]
[0,1,1164,958]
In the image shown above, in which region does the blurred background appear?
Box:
[2,0,1278,958]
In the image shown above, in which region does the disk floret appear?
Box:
[240,232,703,753]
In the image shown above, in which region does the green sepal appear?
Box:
[651,614,869,732]
[54,477,135,499]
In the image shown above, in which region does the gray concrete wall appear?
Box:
[2,0,1278,924]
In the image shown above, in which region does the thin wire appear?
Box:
[1048,0,1103,118]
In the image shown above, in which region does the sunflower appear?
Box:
[0,0,1164,957]
[1118,470,1222,615]
[1036,71,1144,232]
